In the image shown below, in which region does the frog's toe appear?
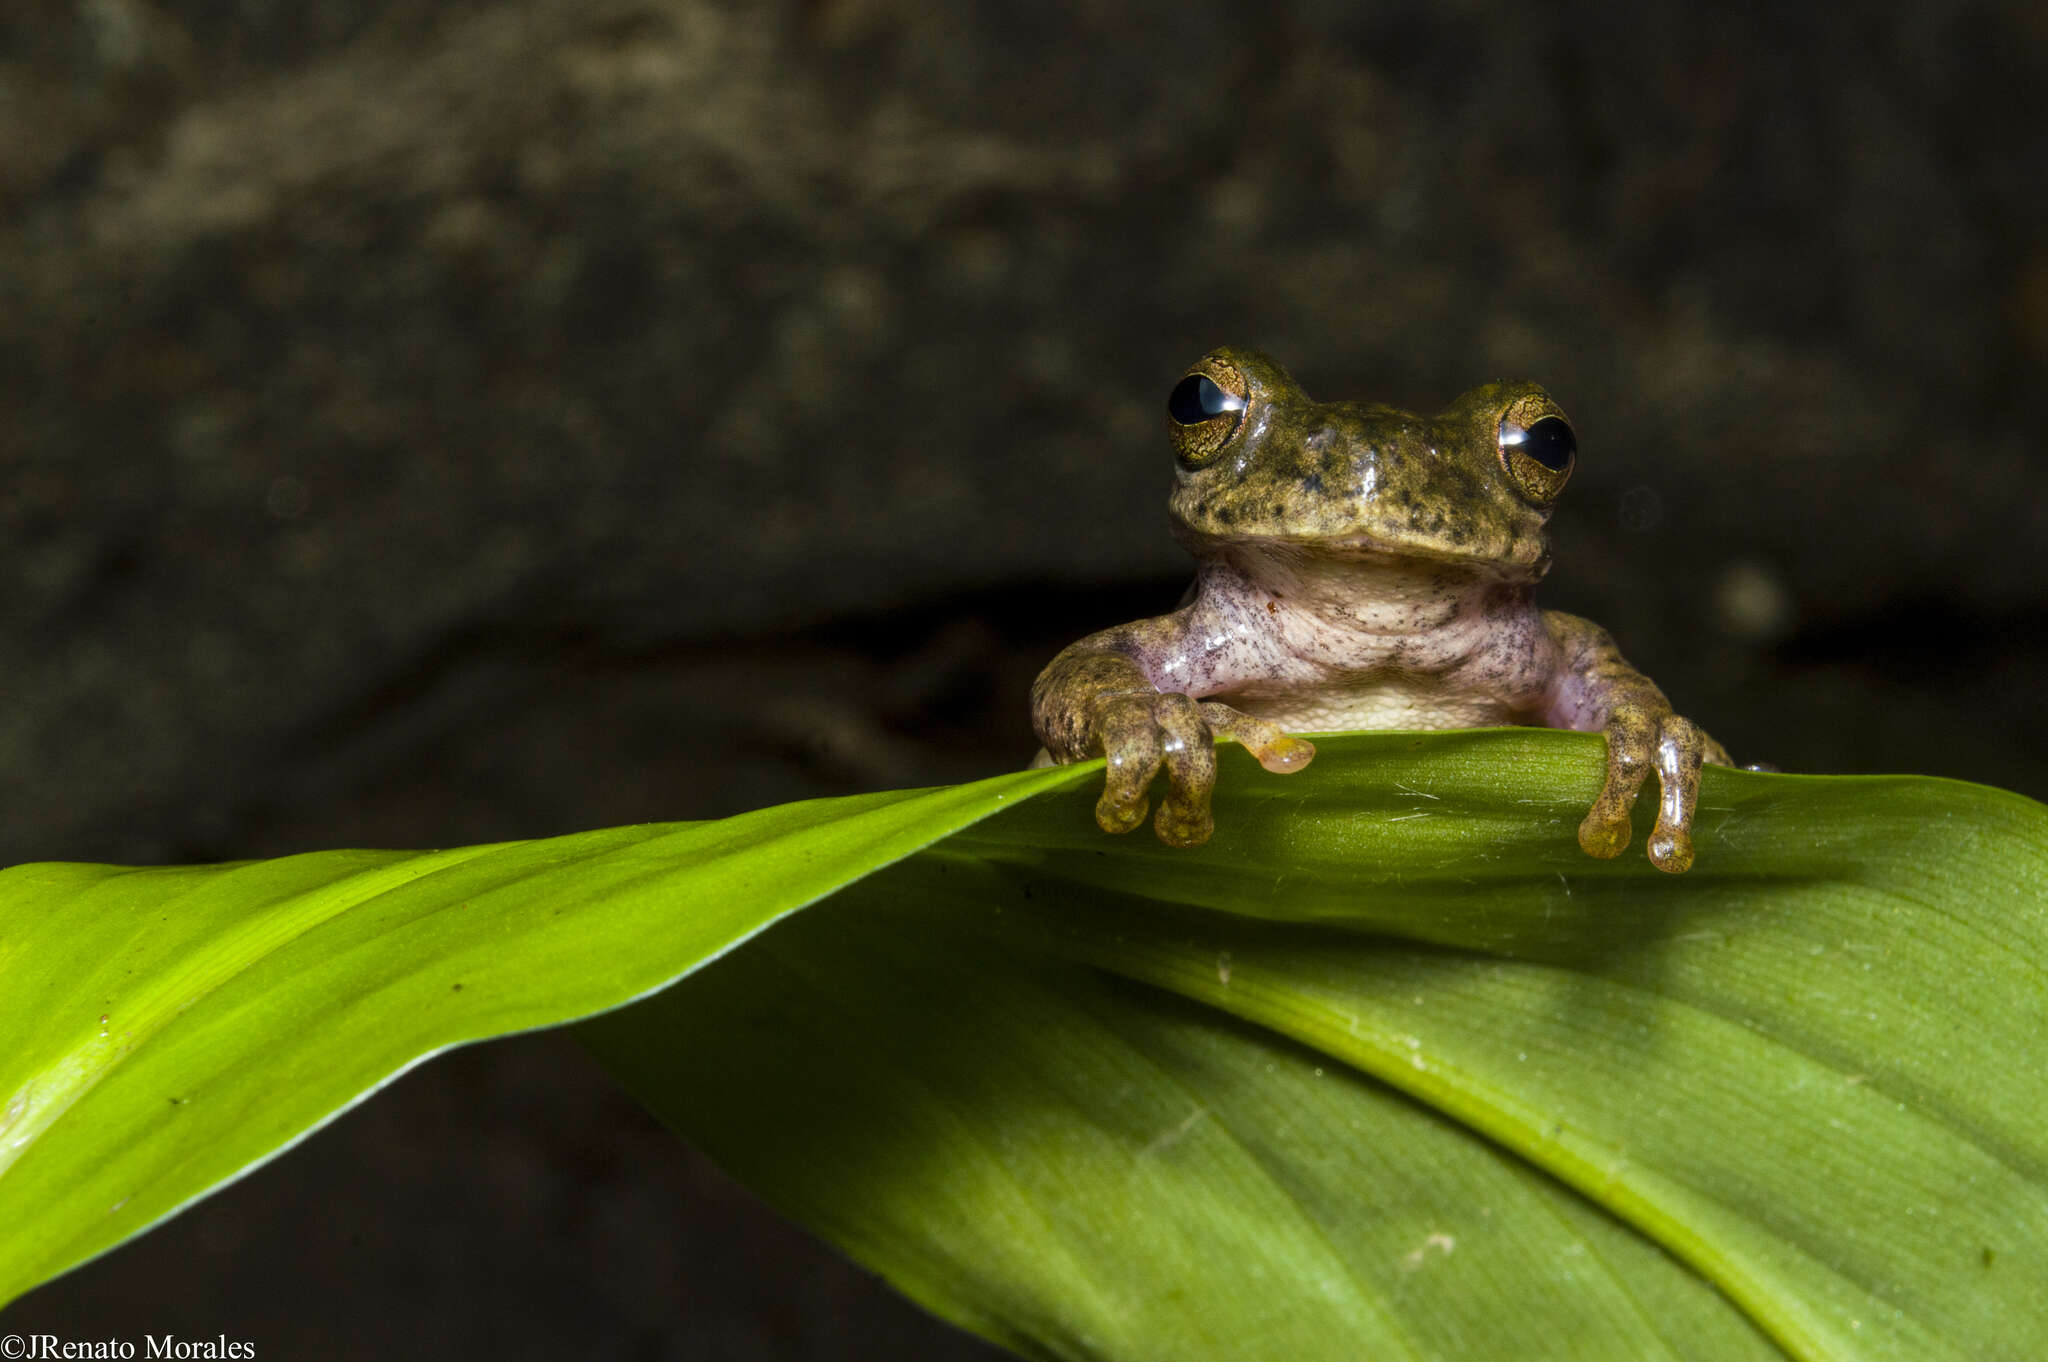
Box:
[1093,697,1167,836]
[1582,713,1654,860]
[1199,703,1315,774]
[1095,784,1150,835]
[1096,744,1160,835]
[1254,735,1316,773]
[1154,800,1215,847]
[1645,714,1709,875]
[1646,827,1696,874]
[1577,807,1632,859]
[1152,694,1218,847]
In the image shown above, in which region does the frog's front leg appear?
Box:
[1031,618,1316,847]
[1542,610,1731,874]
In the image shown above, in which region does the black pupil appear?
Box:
[1519,416,1576,471]
[1168,374,1237,425]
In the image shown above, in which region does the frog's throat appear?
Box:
[1191,549,1543,644]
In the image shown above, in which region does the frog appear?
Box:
[1030,346,1731,873]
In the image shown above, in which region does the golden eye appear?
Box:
[1166,354,1250,465]
[1497,393,1575,504]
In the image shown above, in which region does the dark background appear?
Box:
[3,0,2044,1356]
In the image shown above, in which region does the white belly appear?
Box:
[1223,680,1525,733]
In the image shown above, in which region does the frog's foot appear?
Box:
[1090,691,1218,846]
[1087,694,1314,848]
[1580,712,1723,874]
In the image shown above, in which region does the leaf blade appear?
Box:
[3,730,2044,1362]
[0,766,1086,1300]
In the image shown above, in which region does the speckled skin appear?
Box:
[1031,347,1730,873]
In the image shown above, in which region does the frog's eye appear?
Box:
[1497,395,1575,504]
[1168,374,1240,424]
[1167,357,1250,465]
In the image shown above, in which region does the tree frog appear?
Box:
[1030,347,1730,873]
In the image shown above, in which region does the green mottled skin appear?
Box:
[1031,347,1730,873]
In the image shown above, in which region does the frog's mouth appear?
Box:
[1181,524,1553,583]
[1325,529,1548,575]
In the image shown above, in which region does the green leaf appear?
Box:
[0,764,1085,1302]
[585,733,2048,1361]
[4,729,2046,1362]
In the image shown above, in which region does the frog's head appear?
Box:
[1164,347,1573,580]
